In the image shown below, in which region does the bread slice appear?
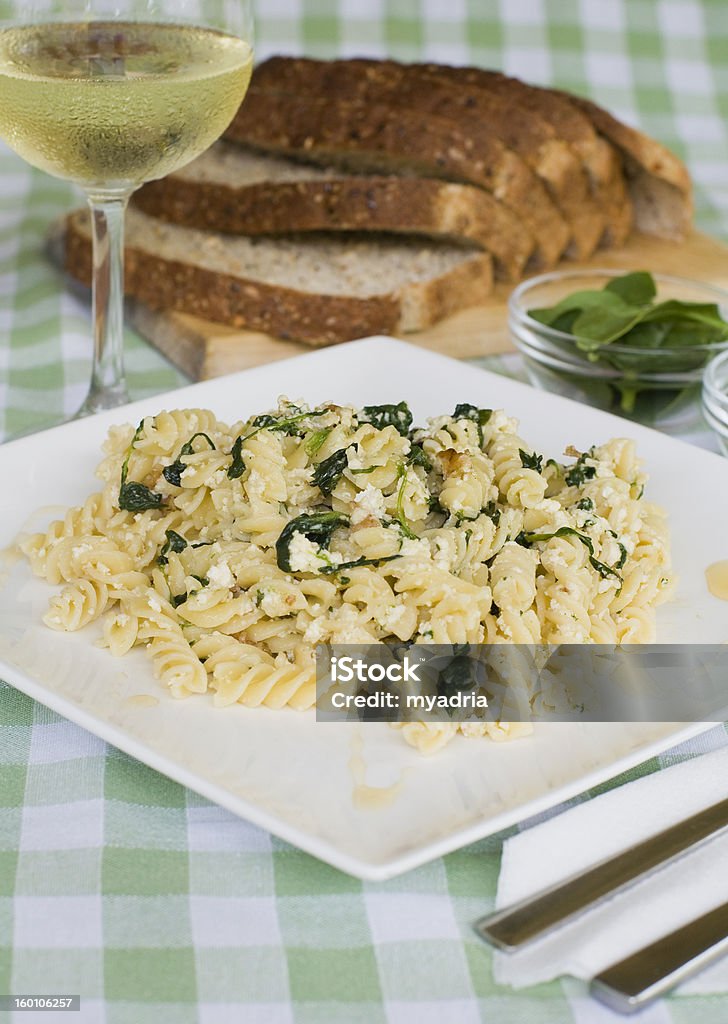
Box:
[251,57,605,260]
[558,93,692,240]
[225,87,570,268]
[412,64,634,248]
[133,142,535,281]
[62,206,494,345]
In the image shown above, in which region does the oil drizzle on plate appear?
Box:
[349,731,404,810]
[0,542,24,588]
[706,561,728,601]
[125,694,160,708]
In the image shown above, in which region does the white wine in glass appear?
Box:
[0,2,253,427]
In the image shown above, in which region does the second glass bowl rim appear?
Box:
[509,268,728,354]
[702,348,728,404]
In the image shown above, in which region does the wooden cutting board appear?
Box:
[123,229,728,379]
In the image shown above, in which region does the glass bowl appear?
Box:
[509,270,728,432]
[702,350,728,456]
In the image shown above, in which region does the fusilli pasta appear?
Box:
[19,398,674,754]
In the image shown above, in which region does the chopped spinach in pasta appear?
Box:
[19,398,674,754]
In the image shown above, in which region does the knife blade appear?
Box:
[474,796,728,951]
[590,900,728,1015]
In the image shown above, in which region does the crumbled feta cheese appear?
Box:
[260,590,292,617]
[378,605,406,631]
[286,533,344,573]
[485,409,518,435]
[433,537,454,571]
[303,618,327,644]
[399,537,430,559]
[206,562,235,590]
[351,485,386,524]
[498,618,513,639]
[246,470,266,500]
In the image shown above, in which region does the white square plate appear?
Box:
[0,338,724,879]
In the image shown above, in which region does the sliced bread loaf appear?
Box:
[251,57,605,259]
[412,64,634,248]
[63,206,493,345]
[225,88,571,268]
[557,92,692,239]
[133,142,535,281]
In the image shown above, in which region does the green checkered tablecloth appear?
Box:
[2,2,728,1021]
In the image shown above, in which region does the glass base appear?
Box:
[76,382,131,418]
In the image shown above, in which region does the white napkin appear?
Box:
[494,730,728,996]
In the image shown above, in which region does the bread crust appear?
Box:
[226,87,570,267]
[559,92,692,240]
[63,209,494,346]
[251,57,607,259]
[413,64,635,248]
[134,156,534,281]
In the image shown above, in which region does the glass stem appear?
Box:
[77,192,131,416]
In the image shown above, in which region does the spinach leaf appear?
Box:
[163,432,216,487]
[172,574,209,609]
[519,449,543,472]
[276,512,349,572]
[615,542,628,570]
[360,401,413,436]
[564,451,596,488]
[320,554,401,575]
[158,529,188,565]
[227,436,246,479]
[312,448,349,495]
[118,481,164,512]
[572,297,648,350]
[483,501,501,526]
[453,403,492,445]
[407,443,432,471]
[305,426,333,456]
[517,526,623,585]
[228,409,327,479]
[394,464,418,540]
[428,494,447,516]
[528,272,728,418]
[118,419,164,512]
[251,413,281,430]
[641,300,728,330]
[529,288,629,328]
[436,654,479,700]
[604,270,657,306]
[252,408,326,436]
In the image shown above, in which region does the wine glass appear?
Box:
[0,0,253,432]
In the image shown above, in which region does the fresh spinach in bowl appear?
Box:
[528,271,728,415]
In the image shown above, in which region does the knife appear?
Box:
[474,796,728,951]
[590,900,728,1014]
